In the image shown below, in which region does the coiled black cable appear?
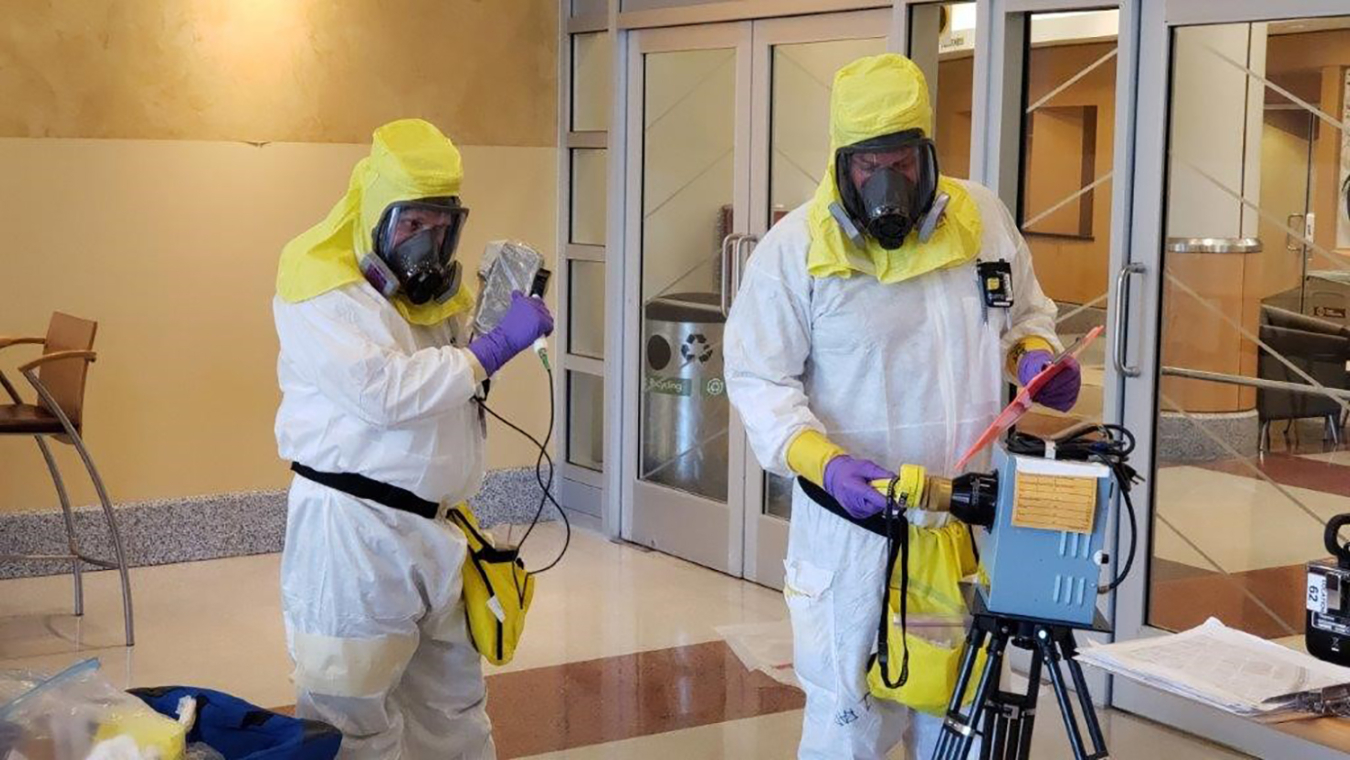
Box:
[1006,424,1142,594]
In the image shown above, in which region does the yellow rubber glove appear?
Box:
[786,429,847,487]
[788,430,929,512]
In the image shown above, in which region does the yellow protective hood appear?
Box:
[806,54,982,284]
[276,118,476,325]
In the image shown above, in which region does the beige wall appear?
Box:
[0,139,557,513]
[0,0,560,513]
[0,0,557,147]
[1266,30,1349,256]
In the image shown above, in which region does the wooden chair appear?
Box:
[0,312,134,646]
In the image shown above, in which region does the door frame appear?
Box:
[1113,1,1350,757]
[617,10,901,580]
[973,0,1133,702]
[741,8,897,588]
[619,20,754,574]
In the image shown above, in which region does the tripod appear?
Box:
[932,592,1110,760]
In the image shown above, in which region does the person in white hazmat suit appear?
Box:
[724,55,1081,760]
[271,118,553,760]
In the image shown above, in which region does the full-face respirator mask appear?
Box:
[359,197,469,305]
[829,129,948,250]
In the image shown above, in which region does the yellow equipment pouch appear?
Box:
[868,516,988,715]
[448,505,534,666]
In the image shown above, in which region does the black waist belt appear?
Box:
[797,477,892,538]
[291,462,439,520]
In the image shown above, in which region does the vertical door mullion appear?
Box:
[617,28,644,541]
[1113,0,1170,648]
[726,21,755,574]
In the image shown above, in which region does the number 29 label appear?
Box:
[1308,573,1329,614]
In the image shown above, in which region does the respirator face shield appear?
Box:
[360,197,470,305]
[835,129,940,250]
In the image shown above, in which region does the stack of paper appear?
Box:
[1076,618,1350,718]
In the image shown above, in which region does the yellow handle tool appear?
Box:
[870,464,958,513]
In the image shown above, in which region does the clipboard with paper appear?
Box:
[953,326,1104,472]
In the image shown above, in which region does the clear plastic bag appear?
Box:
[0,671,47,711]
[0,660,185,760]
[471,240,545,337]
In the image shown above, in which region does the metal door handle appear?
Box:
[1112,262,1145,377]
[730,235,757,311]
[720,233,742,318]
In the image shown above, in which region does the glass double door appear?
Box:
[621,12,889,585]
[1111,2,1350,757]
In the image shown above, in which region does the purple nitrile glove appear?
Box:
[1017,349,1082,413]
[823,455,895,520]
[469,291,555,376]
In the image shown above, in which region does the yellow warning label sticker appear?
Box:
[1012,473,1097,533]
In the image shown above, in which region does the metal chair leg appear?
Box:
[22,369,133,647]
[35,436,83,616]
[1259,421,1271,455]
[66,431,134,647]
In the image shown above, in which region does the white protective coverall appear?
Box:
[273,119,494,760]
[726,188,1058,759]
[724,56,1060,760]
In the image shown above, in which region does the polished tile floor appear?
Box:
[0,523,1255,758]
[1146,449,1350,638]
[1154,464,1343,573]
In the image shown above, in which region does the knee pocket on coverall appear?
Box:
[783,558,838,698]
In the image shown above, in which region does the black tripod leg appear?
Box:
[984,705,1004,760]
[988,704,1018,759]
[953,629,1008,760]
[1061,633,1109,757]
[1011,638,1044,760]
[933,626,989,760]
[1035,628,1092,760]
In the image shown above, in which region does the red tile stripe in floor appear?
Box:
[1192,452,1350,498]
[486,640,803,758]
[275,640,804,758]
[1150,560,1310,640]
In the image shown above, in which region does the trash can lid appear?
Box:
[1309,270,1350,285]
[644,292,726,324]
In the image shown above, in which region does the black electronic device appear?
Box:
[977,260,1014,309]
[530,267,553,300]
[1307,514,1350,666]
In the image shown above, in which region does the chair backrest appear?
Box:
[1261,304,1350,338]
[1256,323,1346,421]
[40,312,98,427]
